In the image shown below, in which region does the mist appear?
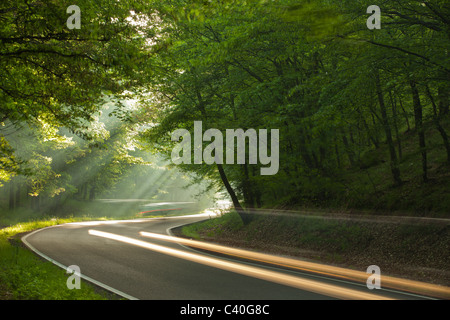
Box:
[0,98,217,225]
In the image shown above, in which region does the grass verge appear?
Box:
[0,217,117,300]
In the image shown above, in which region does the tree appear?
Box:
[0,0,149,182]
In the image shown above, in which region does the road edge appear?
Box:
[21,224,139,301]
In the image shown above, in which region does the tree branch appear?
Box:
[0,49,107,66]
[337,36,450,75]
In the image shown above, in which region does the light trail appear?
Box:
[89,229,393,300]
[140,231,450,300]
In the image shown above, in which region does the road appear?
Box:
[22,213,438,300]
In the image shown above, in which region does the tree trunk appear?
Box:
[397,94,411,132]
[9,181,15,211]
[426,85,450,163]
[82,182,88,200]
[31,195,40,211]
[389,90,402,160]
[334,136,342,168]
[375,71,402,186]
[370,111,381,145]
[15,183,21,208]
[251,166,262,208]
[217,163,251,224]
[438,85,449,116]
[410,80,428,183]
[359,111,379,148]
[241,164,254,208]
[342,130,356,167]
[89,186,96,201]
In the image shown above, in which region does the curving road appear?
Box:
[22,213,438,300]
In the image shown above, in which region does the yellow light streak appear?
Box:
[140,231,450,300]
[89,229,393,300]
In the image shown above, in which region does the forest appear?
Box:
[1,0,449,223]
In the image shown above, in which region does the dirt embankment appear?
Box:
[173,212,450,287]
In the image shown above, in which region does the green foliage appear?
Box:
[0,0,148,181]
[136,0,450,214]
[0,218,110,300]
[0,0,449,217]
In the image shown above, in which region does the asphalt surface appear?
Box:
[22,214,434,300]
